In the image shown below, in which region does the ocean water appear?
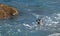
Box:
[0,0,60,36]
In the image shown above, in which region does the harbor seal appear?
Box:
[36,19,43,25]
[36,19,43,30]
[0,4,18,19]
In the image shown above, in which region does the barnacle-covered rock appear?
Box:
[0,4,18,19]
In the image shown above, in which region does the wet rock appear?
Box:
[0,4,18,19]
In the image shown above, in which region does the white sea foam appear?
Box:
[23,23,31,28]
[17,29,21,32]
[48,33,60,36]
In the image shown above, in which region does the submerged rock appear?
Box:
[0,4,18,19]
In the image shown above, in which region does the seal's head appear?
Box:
[36,19,43,25]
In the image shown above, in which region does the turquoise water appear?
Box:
[0,0,60,36]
